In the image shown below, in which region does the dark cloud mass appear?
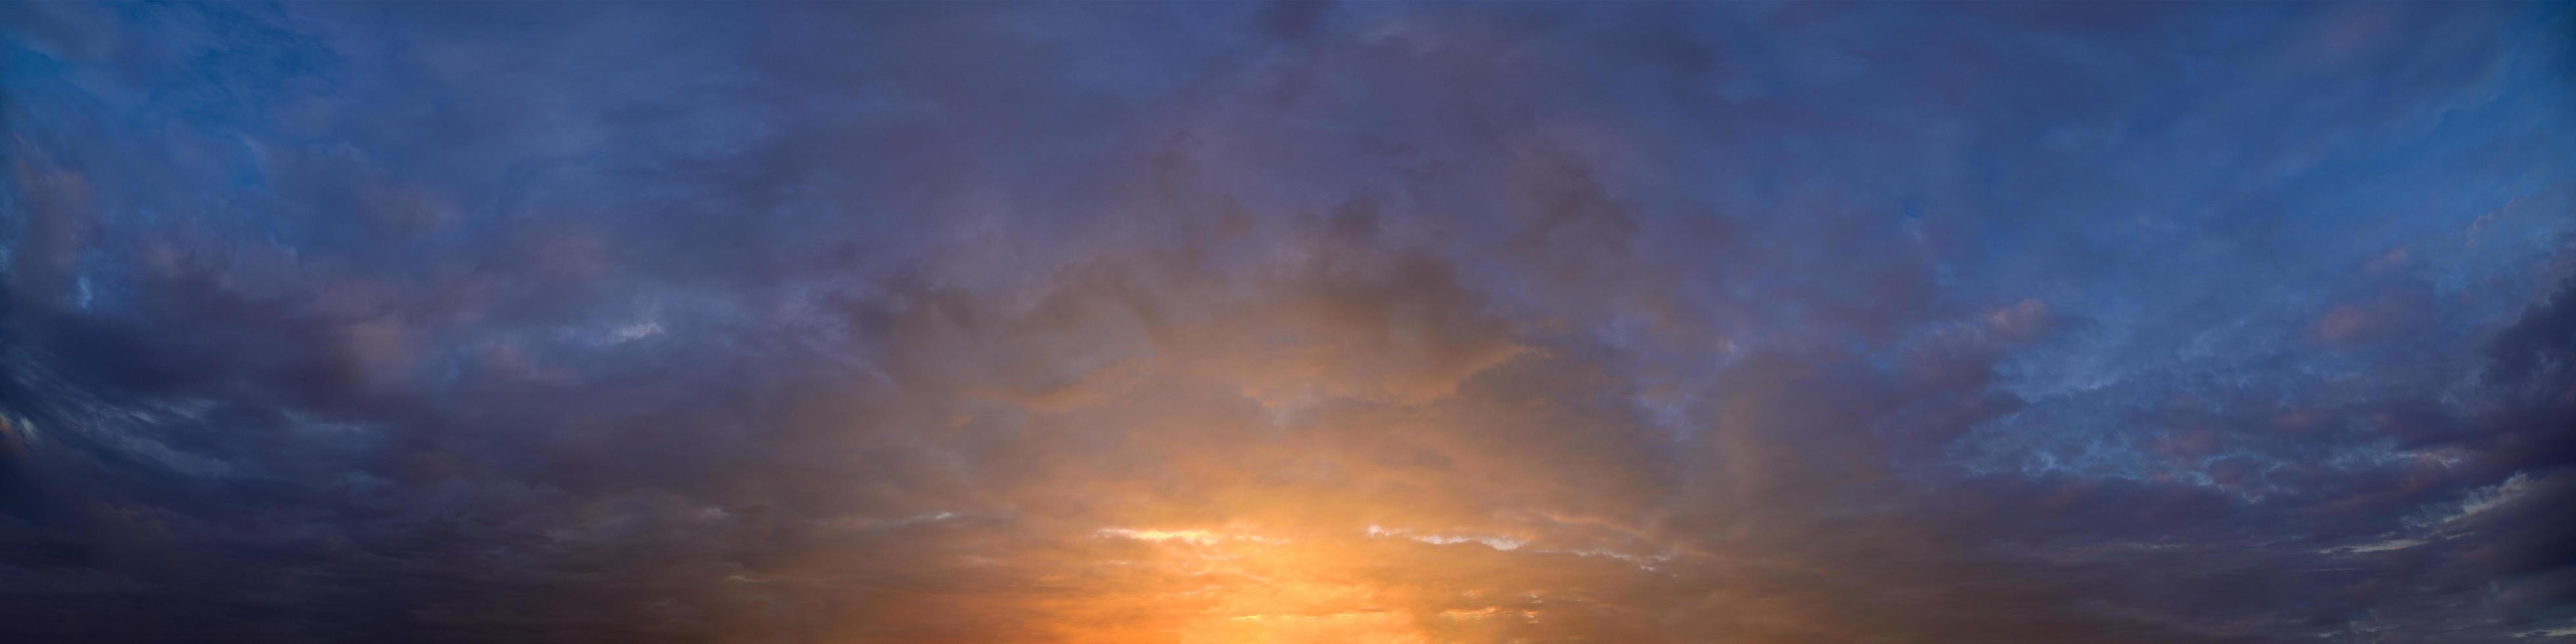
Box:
[5,2,2575,642]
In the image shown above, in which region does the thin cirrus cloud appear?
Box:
[2,2,2573,643]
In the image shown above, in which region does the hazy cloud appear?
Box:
[5,3,2573,642]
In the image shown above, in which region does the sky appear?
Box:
[2,2,2573,643]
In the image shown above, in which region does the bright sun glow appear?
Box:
[1053,523,1636,643]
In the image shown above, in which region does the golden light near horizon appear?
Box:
[720,208,1724,637]
[1062,522,1621,644]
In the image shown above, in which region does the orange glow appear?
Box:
[1044,524,1569,643]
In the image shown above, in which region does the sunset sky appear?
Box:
[4,3,2575,642]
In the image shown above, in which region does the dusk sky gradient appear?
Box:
[5,3,2576,642]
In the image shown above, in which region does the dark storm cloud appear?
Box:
[5,2,2575,642]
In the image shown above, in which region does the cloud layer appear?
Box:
[5,3,2574,642]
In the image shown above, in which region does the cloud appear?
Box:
[3,3,2573,643]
